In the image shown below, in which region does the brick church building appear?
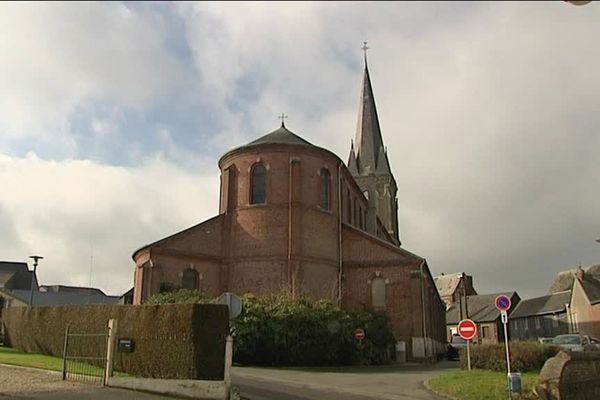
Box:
[132,56,447,360]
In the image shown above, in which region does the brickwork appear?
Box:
[131,131,447,361]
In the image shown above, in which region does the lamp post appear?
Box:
[28,255,43,305]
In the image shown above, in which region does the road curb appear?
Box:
[423,378,458,400]
[0,362,62,376]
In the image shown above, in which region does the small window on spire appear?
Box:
[251,163,266,204]
[320,168,330,210]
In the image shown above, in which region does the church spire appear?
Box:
[348,140,359,175]
[353,50,387,176]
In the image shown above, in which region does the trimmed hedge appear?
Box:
[232,294,395,366]
[3,303,229,379]
[146,289,210,305]
[460,341,561,372]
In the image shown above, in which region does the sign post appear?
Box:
[495,295,514,399]
[458,319,477,371]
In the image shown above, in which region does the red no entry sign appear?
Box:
[458,319,477,341]
[355,328,365,341]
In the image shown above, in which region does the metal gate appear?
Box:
[61,325,108,385]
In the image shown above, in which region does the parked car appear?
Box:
[552,334,599,352]
[447,334,468,360]
[538,337,554,345]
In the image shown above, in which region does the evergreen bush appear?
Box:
[232,294,395,366]
[460,341,561,372]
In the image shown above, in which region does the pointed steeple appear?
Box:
[348,140,359,175]
[375,146,391,175]
[354,59,385,176]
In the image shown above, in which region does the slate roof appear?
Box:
[245,124,314,148]
[446,292,518,324]
[0,262,36,291]
[510,291,571,319]
[11,290,120,306]
[580,276,600,305]
[550,264,600,293]
[39,285,107,296]
[433,273,463,298]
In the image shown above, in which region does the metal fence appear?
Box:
[62,325,108,385]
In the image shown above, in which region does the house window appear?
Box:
[514,320,519,331]
[250,163,266,204]
[371,277,386,310]
[320,168,330,210]
[524,319,529,330]
[482,326,490,339]
[552,314,559,328]
[182,269,199,290]
[535,316,541,330]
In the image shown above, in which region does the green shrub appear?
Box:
[460,341,560,372]
[146,289,210,305]
[232,294,395,366]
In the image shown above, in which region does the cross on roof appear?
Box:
[278,112,288,127]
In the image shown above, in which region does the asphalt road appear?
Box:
[232,362,456,400]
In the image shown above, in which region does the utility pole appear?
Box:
[28,255,44,305]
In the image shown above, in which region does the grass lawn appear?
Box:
[0,345,65,372]
[428,369,539,400]
[0,345,127,377]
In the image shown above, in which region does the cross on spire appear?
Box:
[362,41,369,62]
[278,112,288,127]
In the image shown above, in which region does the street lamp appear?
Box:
[28,255,43,305]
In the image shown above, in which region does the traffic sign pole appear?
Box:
[495,295,513,400]
[458,319,477,371]
[467,339,471,371]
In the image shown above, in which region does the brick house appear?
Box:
[446,292,520,344]
[131,58,447,360]
[433,272,477,310]
[569,266,600,337]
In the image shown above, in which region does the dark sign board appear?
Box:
[118,338,135,353]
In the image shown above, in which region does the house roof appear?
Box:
[579,276,600,305]
[39,285,107,296]
[446,292,519,324]
[433,273,463,298]
[510,291,571,318]
[0,262,36,291]
[550,264,600,293]
[10,290,120,306]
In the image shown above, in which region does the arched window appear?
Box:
[182,268,199,290]
[320,168,330,210]
[371,277,386,310]
[251,163,266,204]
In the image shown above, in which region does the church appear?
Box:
[131,54,447,360]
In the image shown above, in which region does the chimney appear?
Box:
[575,266,585,280]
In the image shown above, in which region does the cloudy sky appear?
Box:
[1,2,599,299]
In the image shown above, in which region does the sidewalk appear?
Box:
[232,361,458,400]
